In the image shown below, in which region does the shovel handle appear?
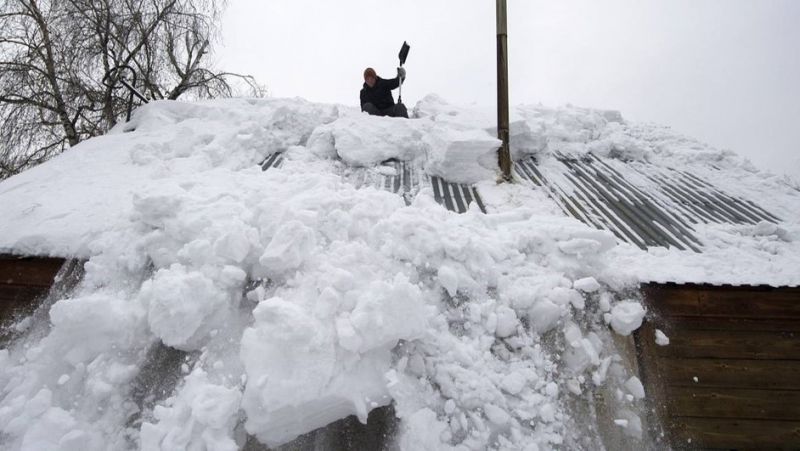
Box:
[398,66,403,104]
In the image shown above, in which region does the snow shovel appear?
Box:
[398,41,410,104]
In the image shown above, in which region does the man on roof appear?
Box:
[360,67,408,118]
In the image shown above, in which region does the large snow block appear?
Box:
[240,276,427,447]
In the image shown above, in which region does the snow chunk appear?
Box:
[307,114,426,165]
[213,221,258,264]
[19,406,89,451]
[258,220,316,275]
[48,293,147,365]
[528,300,563,334]
[624,376,646,399]
[398,408,452,451]
[241,275,427,446]
[241,298,342,446]
[752,220,790,241]
[423,127,500,184]
[608,301,646,336]
[558,238,602,256]
[140,264,232,351]
[655,329,670,346]
[494,306,519,338]
[484,403,510,426]
[500,372,527,395]
[573,277,601,292]
[438,264,459,297]
[615,410,643,439]
[141,370,241,451]
[347,274,428,353]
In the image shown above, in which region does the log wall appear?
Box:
[0,254,67,321]
[637,283,800,450]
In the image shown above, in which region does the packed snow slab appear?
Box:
[306,108,501,184]
[241,280,427,446]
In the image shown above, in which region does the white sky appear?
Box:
[216,0,800,176]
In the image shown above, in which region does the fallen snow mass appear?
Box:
[0,94,799,450]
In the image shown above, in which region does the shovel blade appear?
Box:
[398,41,410,66]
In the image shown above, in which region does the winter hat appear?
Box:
[363,67,377,80]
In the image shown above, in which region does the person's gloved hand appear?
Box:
[397,66,406,80]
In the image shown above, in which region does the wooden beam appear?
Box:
[659,358,800,390]
[655,316,800,333]
[642,285,800,319]
[667,386,800,420]
[653,328,800,360]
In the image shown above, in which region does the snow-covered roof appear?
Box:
[1,95,799,449]
[0,96,798,286]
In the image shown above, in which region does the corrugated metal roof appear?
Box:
[260,152,284,170]
[515,153,779,252]
[263,151,778,245]
[260,155,486,214]
[370,159,486,213]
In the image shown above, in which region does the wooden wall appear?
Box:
[636,283,800,450]
[0,254,67,318]
[0,254,76,346]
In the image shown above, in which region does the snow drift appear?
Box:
[0,95,798,451]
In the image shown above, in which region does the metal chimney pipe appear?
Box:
[496,0,512,181]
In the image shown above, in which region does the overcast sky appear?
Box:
[217,0,800,176]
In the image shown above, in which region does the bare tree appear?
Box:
[0,0,263,180]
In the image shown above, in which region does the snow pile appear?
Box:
[413,94,742,169]
[306,101,500,184]
[368,204,634,449]
[508,104,755,168]
[0,94,798,450]
[0,98,339,257]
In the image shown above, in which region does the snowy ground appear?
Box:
[0,96,798,450]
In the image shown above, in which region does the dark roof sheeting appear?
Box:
[515,153,778,252]
[261,154,486,214]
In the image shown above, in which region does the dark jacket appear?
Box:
[360,76,403,111]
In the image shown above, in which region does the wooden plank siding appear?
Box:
[0,255,66,286]
[670,417,800,450]
[0,254,88,347]
[0,254,67,320]
[636,283,800,450]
